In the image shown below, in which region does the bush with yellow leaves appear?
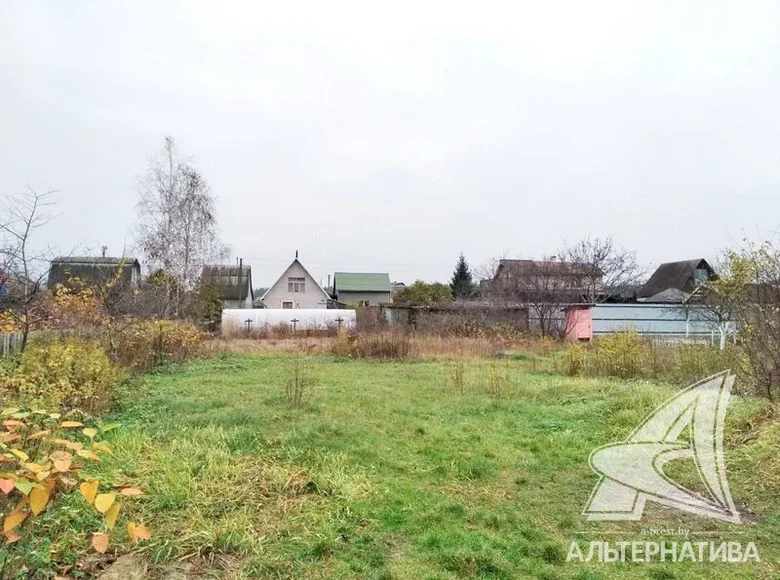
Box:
[0,407,148,552]
[1,337,124,414]
[114,319,205,371]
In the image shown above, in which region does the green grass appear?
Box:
[9,353,780,578]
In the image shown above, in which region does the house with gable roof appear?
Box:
[201,263,254,309]
[332,272,392,306]
[261,253,334,309]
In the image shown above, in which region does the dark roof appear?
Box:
[333,272,391,293]
[48,256,140,290]
[638,259,715,299]
[201,265,253,301]
[496,259,603,277]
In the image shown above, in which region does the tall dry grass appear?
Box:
[562,331,749,391]
[207,331,530,361]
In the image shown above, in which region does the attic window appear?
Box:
[288,277,305,293]
[693,268,708,286]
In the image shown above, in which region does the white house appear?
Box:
[261,254,334,309]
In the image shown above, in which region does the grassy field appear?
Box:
[19,352,780,579]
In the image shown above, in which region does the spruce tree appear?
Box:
[450,253,474,299]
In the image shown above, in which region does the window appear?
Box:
[281,300,294,309]
[288,277,305,293]
[359,300,370,307]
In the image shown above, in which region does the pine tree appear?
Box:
[450,253,474,299]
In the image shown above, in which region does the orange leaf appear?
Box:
[127,521,151,542]
[53,457,72,472]
[94,493,115,514]
[3,507,27,532]
[119,487,144,497]
[91,532,109,553]
[105,502,120,529]
[0,479,14,494]
[43,477,56,495]
[79,480,99,504]
[3,420,25,429]
[0,433,20,443]
[4,529,20,544]
[29,487,49,515]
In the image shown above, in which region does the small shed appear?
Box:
[201,265,254,309]
[48,257,141,292]
[563,305,593,342]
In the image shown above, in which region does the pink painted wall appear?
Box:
[565,306,593,341]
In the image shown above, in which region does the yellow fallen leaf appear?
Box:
[105,502,120,529]
[91,532,109,553]
[94,493,115,514]
[35,470,50,481]
[3,507,27,532]
[77,449,101,461]
[60,421,84,428]
[26,430,48,441]
[29,487,49,515]
[9,449,28,462]
[79,480,99,504]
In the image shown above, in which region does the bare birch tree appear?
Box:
[0,187,57,350]
[561,236,643,302]
[136,136,227,316]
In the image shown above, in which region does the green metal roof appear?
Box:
[334,272,391,293]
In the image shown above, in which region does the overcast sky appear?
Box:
[2,1,779,287]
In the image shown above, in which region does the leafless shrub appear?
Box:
[286,358,316,408]
[484,363,511,398]
[445,361,466,394]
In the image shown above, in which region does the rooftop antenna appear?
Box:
[295,250,299,259]
[101,245,108,258]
